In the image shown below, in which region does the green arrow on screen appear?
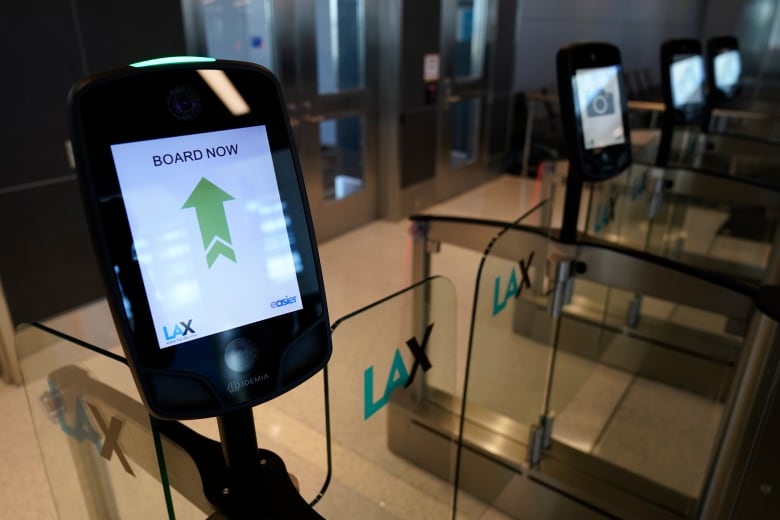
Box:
[182,177,236,268]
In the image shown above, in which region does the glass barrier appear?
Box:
[546,248,749,516]
[314,275,459,518]
[696,149,780,185]
[451,204,552,515]
[18,314,332,519]
[584,162,780,284]
[583,162,648,249]
[656,129,780,185]
[17,275,459,519]
[455,212,754,517]
[553,280,740,493]
[17,322,181,519]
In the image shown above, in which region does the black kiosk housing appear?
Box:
[556,42,632,242]
[69,59,332,420]
[69,58,330,518]
[656,38,707,166]
[706,36,741,104]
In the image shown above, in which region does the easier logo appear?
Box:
[271,295,297,309]
[363,324,434,420]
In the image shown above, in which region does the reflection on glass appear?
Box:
[202,0,276,71]
[320,116,364,200]
[453,0,487,79]
[450,97,480,167]
[316,0,365,94]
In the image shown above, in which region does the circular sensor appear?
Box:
[167,86,202,121]
[224,338,258,373]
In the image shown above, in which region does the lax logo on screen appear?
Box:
[163,319,196,342]
[182,177,237,268]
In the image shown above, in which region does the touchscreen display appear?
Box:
[110,125,303,349]
[670,54,705,108]
[714,49,741,93]
[575,65,626,150]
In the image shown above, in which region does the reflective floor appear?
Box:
[0,172,767,518]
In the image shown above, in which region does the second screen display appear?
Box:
[574,65,626,150]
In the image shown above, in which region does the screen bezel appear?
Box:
[661,38,706,124]
[557,42,632,182]
[707,36,741,102]
[69,61,330,418]
[669,53,706,109]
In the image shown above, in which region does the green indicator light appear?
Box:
[130,56,216,68]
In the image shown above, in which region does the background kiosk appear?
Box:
[656,38,707,168]
[706,36,741,109]
[556,42,632,243]
[654,38,780,182]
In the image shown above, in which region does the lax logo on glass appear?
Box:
[363,324,434,420]
[493,251,534,316]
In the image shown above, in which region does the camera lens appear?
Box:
[592,94,608,114]
[167,86,201,121]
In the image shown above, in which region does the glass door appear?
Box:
[292,0,378,240]
[187,0,378,241]
[438,0,493,200]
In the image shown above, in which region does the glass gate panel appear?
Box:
[17,275,458,518]
[584,164,648,249]
[453,204,553,514]
[453,196,756,517]
[17,322,179,519]
[549,261,746,504]
[583,162,780,285]
[316,276,458,518]
[17,305,330,519]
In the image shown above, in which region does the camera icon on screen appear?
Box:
[586,89,615,116]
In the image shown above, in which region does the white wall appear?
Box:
[512,0,705,91]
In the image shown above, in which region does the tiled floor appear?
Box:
[0,171,769,518]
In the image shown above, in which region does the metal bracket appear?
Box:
[548,257,574,318]
[647,168,666,221]
[527,414,555,467]
[627,295,642,328]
